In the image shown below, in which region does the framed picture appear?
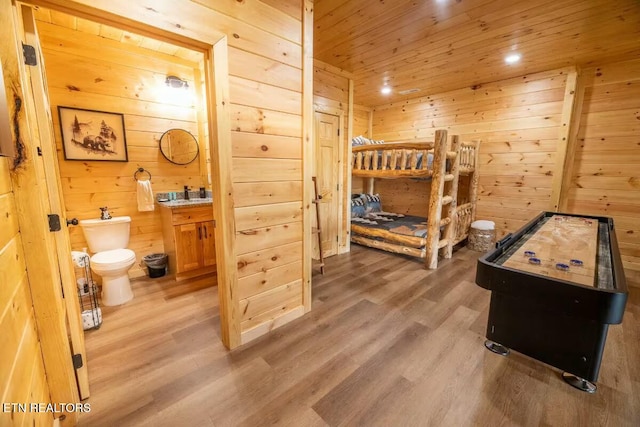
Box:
[58,106,128,162]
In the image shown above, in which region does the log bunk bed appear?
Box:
[350,129,480,269]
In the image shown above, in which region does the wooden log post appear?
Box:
[390,149,398,170]
[366,177,375,195]
[442,135,461,259]
[351,235,425,258]
[351,223,425,247]
[469,141,481,222]
[425,129,448,269]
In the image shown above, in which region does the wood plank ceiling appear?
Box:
[32,7,203,66]
[314,0,640,107]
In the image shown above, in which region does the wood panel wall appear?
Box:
[35,19,206,278]
[0,158,53,426]
[566,59,640,287]
[350,105,371,194]
[211,0,306,343]
[371,69,568,236]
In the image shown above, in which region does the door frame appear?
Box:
[313,105,345,255]
[10,1,240,415]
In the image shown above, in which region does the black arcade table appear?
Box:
[475,212,628,392]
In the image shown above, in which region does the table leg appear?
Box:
[562,372,597,393]
[484,340,510,356]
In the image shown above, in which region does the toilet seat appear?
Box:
[91,249,136,270]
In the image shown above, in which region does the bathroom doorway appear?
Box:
[14,0,236,401]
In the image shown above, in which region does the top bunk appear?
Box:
[351,134,479,179]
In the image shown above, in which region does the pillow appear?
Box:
[351,135,367,146]
[351,197,366,218]
[364,193,382,213]
[351,135,385,146]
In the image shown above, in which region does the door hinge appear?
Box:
[37,147,42,156]
[337,184,339,191]
[48,214,61,232]
[337,128,340,136]
[72,354,83,369]
[336,235,339,243]
[22,43,37,66]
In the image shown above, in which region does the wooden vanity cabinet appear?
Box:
[161,205,217,280]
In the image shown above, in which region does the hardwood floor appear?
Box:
[79,246,640,426]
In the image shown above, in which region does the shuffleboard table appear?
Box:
[475,212,628,393]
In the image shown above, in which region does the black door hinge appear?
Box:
[337,128,340,136]
[72,354,83,369]
[48,214,61,232]
[22,43,37,66]
[37,147,42,156]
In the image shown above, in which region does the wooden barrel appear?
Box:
[467,220,496,252]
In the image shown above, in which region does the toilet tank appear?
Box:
[79,216,131,253]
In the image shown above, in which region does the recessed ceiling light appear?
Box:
[381,85,392,95]
[504,53,521,64]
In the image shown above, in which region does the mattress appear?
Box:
[351,213,427,236]
[351,213,428,248]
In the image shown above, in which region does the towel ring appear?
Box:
[134,167,151,181]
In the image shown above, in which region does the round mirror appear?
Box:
[159,129,199,165]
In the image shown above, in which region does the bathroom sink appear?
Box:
[158,198,213,208]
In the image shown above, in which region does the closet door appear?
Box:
[314,112,340,257]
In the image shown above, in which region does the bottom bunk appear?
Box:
[350,203,474,261]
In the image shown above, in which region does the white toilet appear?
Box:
[79,216,136,306]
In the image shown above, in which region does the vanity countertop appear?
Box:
[157,198,213,209]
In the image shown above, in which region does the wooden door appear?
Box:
[15,4,90,400]
[174,223,202,272]
[200,220,217,267]
[314,112,340,257]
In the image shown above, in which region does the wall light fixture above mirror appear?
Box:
[165,75,189,89]
[159,129,199,165]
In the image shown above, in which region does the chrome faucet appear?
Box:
[184,185,190,200]
[100,206,112,220]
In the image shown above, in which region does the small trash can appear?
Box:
[142,253,168,278]
[467,220,496,252]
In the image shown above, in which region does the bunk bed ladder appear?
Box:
[312,177,325,274]
[425,130,448,269]
[441,135,461,259]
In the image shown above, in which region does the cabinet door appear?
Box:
[174,223,202,273]
[200,220,217,268]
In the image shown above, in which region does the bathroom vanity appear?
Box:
[159,200,217,281]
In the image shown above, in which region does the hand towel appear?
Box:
[137,179,155,212]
